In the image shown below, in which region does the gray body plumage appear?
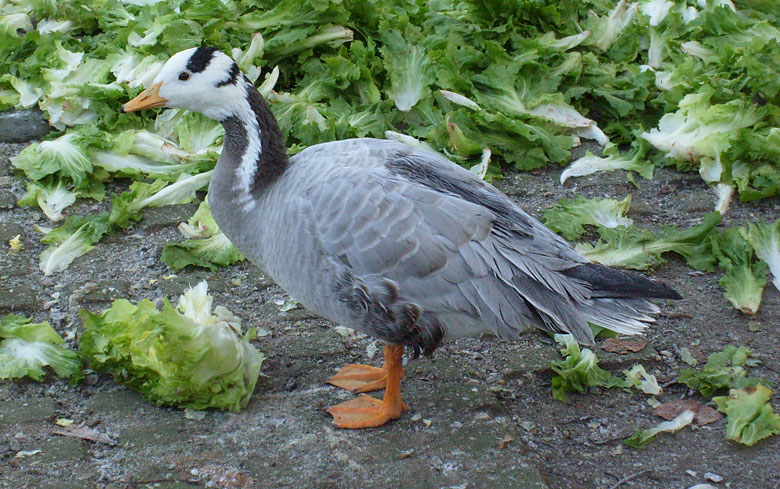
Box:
[210,136,671,352]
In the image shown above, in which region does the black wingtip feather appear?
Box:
[564,263,682,300]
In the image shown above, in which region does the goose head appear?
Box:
[122,47,247,121]
[123,47,289,209]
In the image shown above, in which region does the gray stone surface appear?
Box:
[0,284,41,311]
[0,398,57,424]
[70,280,132,305]
[0,109,51,143]
[0,189,17,209]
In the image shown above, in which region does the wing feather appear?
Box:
[296,139,669,344]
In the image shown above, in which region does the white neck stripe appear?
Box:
[232,80,262,210]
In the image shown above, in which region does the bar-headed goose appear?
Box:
[123,47,680,429]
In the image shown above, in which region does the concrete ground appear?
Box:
[1,110,779,488]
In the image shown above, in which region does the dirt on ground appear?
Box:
[1,126,779,489]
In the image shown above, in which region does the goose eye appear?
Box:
[179,72,190,81]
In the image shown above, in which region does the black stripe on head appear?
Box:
[217,62,241,87]
[186,47,219,73]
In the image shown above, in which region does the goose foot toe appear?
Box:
[327,395,408,429]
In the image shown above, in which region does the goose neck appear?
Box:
[213,81,288,212]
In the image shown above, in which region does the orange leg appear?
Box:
[327,344,408,429]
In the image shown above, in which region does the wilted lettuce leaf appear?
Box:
[559,141,655,184]
[79,282,263,411]
[624,410,695,449]
[108,171,211,229]
[11,125,101,186]
[713,384,780,446]
[575,213,722,271]
[711,227,768,315]
[550,334,627,403]
[543,195,633,241]
[161,199,245,271]
[678,345,759,397]
[0,313,82,382]
[741,219,780,293]
[623,363,662,396]
[18,177,78,222]
[162,232,245,271]
[39,212,110,276]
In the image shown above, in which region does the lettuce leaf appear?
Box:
[624,410,695,448]
[161,199,245,271]
[714,384,780,446]
[678,345,759,397]
[711,227,768,315]
[0,314,82,382]
[741,219,780,293]
[39,213,110,276]
[550,334,628,403]
[543,195,633,241]
[575,213,722,271]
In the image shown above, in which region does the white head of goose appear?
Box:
[123,47,681,429]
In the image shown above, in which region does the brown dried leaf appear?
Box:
[51,425,116,445]
[601,338,648,354]
[684,346,707,364]
[397,449,415,459]
[653,399,700,420]
[498,433,514,449]
[694,404,723,426]
[652,399,723,426]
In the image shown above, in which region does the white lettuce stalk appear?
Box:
[641,0,673,26]
[469,148,492,180]
[741,221,780,293]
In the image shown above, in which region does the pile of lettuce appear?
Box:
[80,281,264,411]
[1,0,779,274]
[0,283,264,412]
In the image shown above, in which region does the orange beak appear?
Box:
[121,82,168,113]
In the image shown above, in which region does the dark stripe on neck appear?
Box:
[220,115,249,167]
[217,62,240,87]
[220,79,288,195]
[187,47,218,73]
